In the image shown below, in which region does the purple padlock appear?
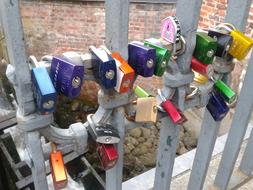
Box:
[128,42,156,77]
[50,56,84,99]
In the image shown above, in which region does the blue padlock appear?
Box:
[31,66,57,114]
[50,56,84,99]
[89,46,117,89]
[206,92,229,121]
[128,42,156,77]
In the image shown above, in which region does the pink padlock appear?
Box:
[161,16,181,44]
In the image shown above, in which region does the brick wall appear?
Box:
[19,0,253,58]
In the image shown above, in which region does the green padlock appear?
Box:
[134,86,150,98]
[144,39,171,76]
[194,32,217,65]
[214,79,236,104]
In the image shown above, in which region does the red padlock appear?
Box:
[50,143,68,190]
[191,57,214,78]
[96,143,118,170]
[158,90,186,124]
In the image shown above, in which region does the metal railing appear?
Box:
[0,0,253,190]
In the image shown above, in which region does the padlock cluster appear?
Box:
[191,23,253,121]
[27,15,253,188]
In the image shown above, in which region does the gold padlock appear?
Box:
[193,71,209,84]
[229,30,253,60]
[135,97,157,123]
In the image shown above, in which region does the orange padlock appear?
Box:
[111,52,135,93]
[50,143,68,190]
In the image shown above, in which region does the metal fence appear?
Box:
[0,0,253,190]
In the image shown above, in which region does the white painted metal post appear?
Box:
[240,128,253,176]
[187,110,221,190]
[0,0,35,116]
[214,1,252,189]
[153,1,203,189]
[105,1,129,190]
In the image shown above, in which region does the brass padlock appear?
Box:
[135,97,157,123]
[229,30,253,60]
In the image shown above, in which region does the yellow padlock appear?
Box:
[193,71,208,84]
[229,30,253,60]
[135,97,157,123]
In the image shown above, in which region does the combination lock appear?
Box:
[87,114,120,144]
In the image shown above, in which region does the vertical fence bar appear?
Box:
[240,128,253,176]
[153,1,203,189]
[0,0,35,116]
[214,53,253,190]
[214,1,252,189]
[224,0,251,32]
[153,118,180,190]
[105,0,129,59]
[187,110,221,190]
[105,1,129,190]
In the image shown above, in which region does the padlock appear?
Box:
[96,143,118,170]
[191,57,214,78]
[50,143,68,190]
[161,16,181,44]
[158,90,186,124]
[144,39,171,76]
[135,97,157,123]
[89,46,117,89]
[228,30,253,60]
[206,92,229,121]
[31,66,57,114]
[111,52,135,93]
[128,42,156,77]
[193,71,209,84]
[193,32,217,64]
[87,114,120,144]
[214,79,236,104]
[207,28,233,58]
[134,85,150,98]
[50,56,84,99]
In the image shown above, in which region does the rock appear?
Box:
[137,137,146,143]
[183,131,197,150]
[125,136,139,146]
[141,127,151,139]
[178,142,188,155]
[124,145,131,154]
[143,142,152,148]
[132,148,141,156]
[138,144,148,155]
[71,101,80,111]
[125,143,135,152]
[139,152,157,167]
[179,126,185,142]
[129,128,142,138]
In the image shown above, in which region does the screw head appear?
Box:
[147,59,154,68]
[207,49,214,58]
[72,76,81,88]
[105,70,115,80]
[122,79,131,88]
[43,100,55,109]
